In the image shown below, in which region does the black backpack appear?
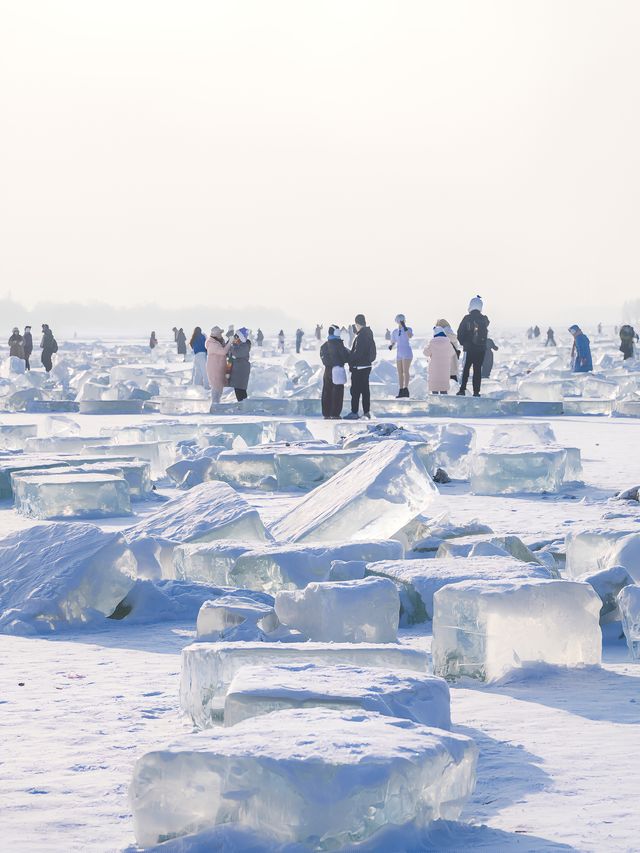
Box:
[461,315,487,348]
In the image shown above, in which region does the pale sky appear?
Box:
[1,0,639,330]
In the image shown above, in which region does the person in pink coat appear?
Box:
[206,326,231,405]
[424,326,456,394]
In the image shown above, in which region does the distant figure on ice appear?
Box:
[533,325,541,339]
[320,325,350,419]
[176,328,187,359]
[277,329,285,353]
[385,328,391,341]
[8,327,24,360]
[295,328,304,354]
[172,326,178,342]
[190,326,208,388]
[436,318,461,382]
[315,324,322,341]
[40,324,57,373]
[619,324,638,360]
[545,327,556,347]
[23,326,33,370]
[256,328,264,347]
[569,324,593,372]
[229,328,252,402]
[149,331,158,350]
[598,322,603,335]
[481,336,499,379]
[389,314,413,398]
[206,326,231,405]
[527,327,534,340]
[456,296,489,397]
[345,313,376,420]
[424,326,456,394]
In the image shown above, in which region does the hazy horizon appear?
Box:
[2,1,639,329]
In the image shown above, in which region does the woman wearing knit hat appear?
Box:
[389,314,413,398]
[205,326,231,406]
[424,326,456,394]
[436,318,461,382]
[229,328,252,401]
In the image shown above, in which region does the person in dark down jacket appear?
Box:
[320,326,350,419]
[229,327,252,401]
[345,313,376,419]
[40,324,57,373]
[176,328,187,358]
[481,336,499,379]
[23,325,33,370]
[456,296,490,397]
[8,327,24,359]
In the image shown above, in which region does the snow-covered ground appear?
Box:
[2,335,640,851]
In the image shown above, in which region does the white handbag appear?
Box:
[332,365,347,385]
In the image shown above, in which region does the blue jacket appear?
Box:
[572,333,592,372]
[191,333,207,354]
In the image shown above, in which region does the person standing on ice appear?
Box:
[456,296,489,396]
[545,327,556,346]
[619,324,638,360]
[176,328,187,359]
[189,326,209,388]
[172,326,178,342]
[206,326,231,405]
[40,323,57,373]
[345,313,376,420]
[569,324,593,372]
[256,328,264,347]
[277,329,285,353]
[229,328,252,401]
[295,328,304,354]
[435,318,461,382]
[424,326,456,394]
[8,327,24,359]
[389,314,414,398]
[481,336,499,378]
[23,325,33,370]
[315,324,322,341]
[320,325,350,419]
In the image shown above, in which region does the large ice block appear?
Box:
[180,641,429,725]
[275,577,399,643]
[13,472,131,519]
[11,460,152,502]
[275,447,363,490]
[0,423,37,450]
[224,663,451,728]
[130,707,477,849]
[126,482,271,545]
[432,578,602,682]
[564,528,637,577]
[270,440,439,543]
[603,532,640,583]
[367,556,551,624]
[489,422,557,447]
[617,585,640,660]
[580,565,634,621]
[229,539,404,593]
[196,593,278,641]
[470,446,567,494]
[23,435,107,454]
[0,522,136,634]
[214,447,277,488]
[89,441,175,478]
[173,541,252,584]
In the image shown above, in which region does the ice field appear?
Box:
[1,331,640,852]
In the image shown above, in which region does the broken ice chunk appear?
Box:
[275,577,399,643]
[173,541,252,585]
[470,446,568,494]
[130,708,477,849]
[617,585,640,660]
[196,594,278,641]
[13,472,131,520]
[432,578,602,682]
[224,663,451,728]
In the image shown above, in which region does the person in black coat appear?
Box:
[23,326,33,370]
[345,313,376,419]
[481,337,499,379]
[456,296,490,396]
[40,324,57,373]
[176,328,187,358]
[320,326,350,419]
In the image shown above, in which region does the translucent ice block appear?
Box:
[14,472,131,519]
[367,556,551,623]
[214,448,277,488]
[603,532,640,583]
[180,641,429,725]
[275,577,399,643]
[564,528,636,577]
[0,522,136,634]
[23,435,108,454]
[275,447,364,490]
[130,707,477,849]
[0,423,37,451]
[230,540,404,593]
[470,446,567,494]
[271,440,439,543]
[432,578,602,682]
[173,541,252,584]
[224,663,451,728]
[196,594,278,641]
[617,585,640,659]
[89,441,176,479]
